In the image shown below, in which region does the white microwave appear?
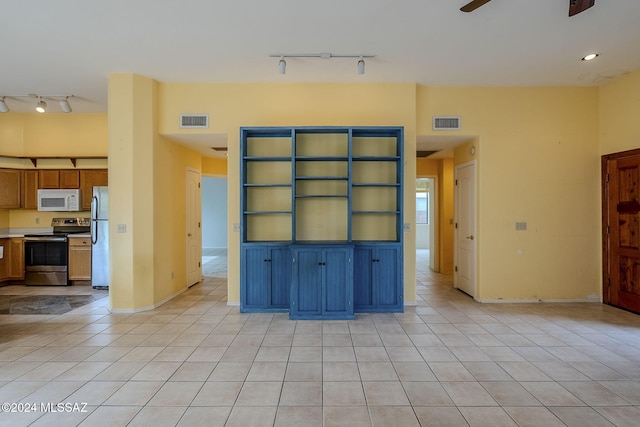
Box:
[37,189,81,212]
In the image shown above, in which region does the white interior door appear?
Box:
[455,161,476,297]
[186,168,202,286]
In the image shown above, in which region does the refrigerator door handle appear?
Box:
[91,195,98,221]
[91,195,99,245]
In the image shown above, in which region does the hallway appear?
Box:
[0,252,639,426]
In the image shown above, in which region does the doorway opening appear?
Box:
[416,178,437,272]
[201,176,228,277]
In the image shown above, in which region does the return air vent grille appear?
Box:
[180,114,209,128]
[433,116,461,130]
[417,150,438,158]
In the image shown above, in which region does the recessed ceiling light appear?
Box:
[582,53,599,61]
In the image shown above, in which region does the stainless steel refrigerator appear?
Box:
[91,186,109,289]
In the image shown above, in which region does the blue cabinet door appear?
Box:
[269,247,291,308]
[354,247,374,310]
[376,247,401,310]
[242,246,268,310]
[241,245,290,312]
[324,248,353,315]
[291,248,322,317]
[291,246,354,320]
[354,245,402,312]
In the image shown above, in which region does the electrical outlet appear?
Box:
[403,223,411,232]
[233,223,241,232]
[117,224,127,233]
[35,217,40,224]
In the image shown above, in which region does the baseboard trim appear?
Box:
[477,297,603,304]
[109,286,189,313]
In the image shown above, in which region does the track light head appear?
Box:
[279,57,286,74]
[35,98,47,113]
[0,97,8,113]
[357,57,365,75]
[59,96,72,113]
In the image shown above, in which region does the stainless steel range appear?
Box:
[24,217,90,286]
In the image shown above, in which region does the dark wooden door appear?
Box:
[604,149,640,313]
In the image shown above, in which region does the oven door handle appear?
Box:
[24,237,68,242]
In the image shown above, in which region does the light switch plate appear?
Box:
[515,222,527,231]
[117,224,127,233]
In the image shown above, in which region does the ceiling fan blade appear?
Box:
[569,0,595,17]
[460,0,492,13]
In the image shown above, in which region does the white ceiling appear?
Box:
[2,0,640,156]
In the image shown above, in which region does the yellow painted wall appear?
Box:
[439,158,455,274]
[417,85,600,301]
[159,82,418,305]
[109,74,204,311]
[599,69,640,155]
[416,158,439,176]
[0,113,107,156]
[202,157,227,176]
[154,135,201,305]
[0,211,8,228]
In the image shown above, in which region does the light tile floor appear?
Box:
[0,249,639,426]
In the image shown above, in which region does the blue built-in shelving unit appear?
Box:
[240,126,404,319]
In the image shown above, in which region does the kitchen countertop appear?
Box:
[0,228,92,239]
[0,227,53,238]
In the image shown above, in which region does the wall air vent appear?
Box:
[433,116,461,130]
[180,114,209,128]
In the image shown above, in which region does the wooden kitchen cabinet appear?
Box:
[80,170,108,210]
[0,239,8,281]
[60,170,80,188]
[8,238,24,280]
[38,170,61,188]
[38,169,80,189]
[68,237,92,281]
[0,169,21,209]
[22,170,39,209]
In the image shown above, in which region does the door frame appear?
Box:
[186,167,202,287]
[454,160,477,298]
[601,147,640,305]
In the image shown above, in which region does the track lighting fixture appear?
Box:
[0,94,74,113]
[270,53,375,75]
[357,56,365,75]
[35,98,47,113]
[59,96,72,113]
[279,56,286,74]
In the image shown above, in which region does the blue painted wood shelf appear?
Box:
[240,126,404,318]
